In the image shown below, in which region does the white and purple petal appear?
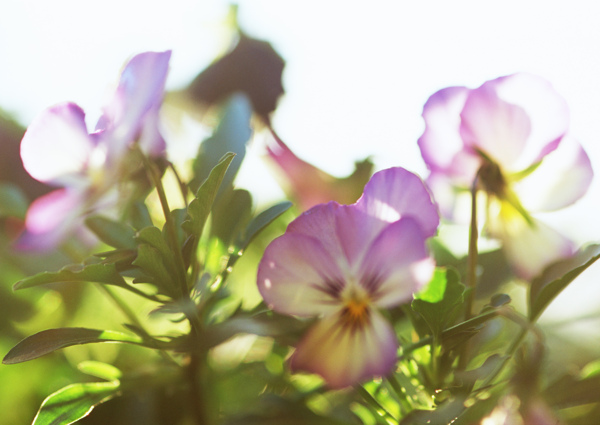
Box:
[359,217,435,308]
[460,73,569,172]
[99,50,171,157]
[487,207,575,280]
[21,103,94,186]
[418,86,470,173]
[513,137,593,212]
[257,231,346,317]
[355,167,439,237]
[290,308,398,389]
[15,188,87,251]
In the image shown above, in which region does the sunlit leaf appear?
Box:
[529,244,600,321]
[190,94,252,195]
[14,263,128,291]
[183,152,235,240]
[2,328,144,364]
[85,215,136,249]
[211,188,253,245]
[412,268,466,338]
[32,381,120,425]
[239,201,292,250]
[77,361,122,381]
[132,244,177,298]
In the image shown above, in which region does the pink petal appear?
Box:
[514,137,593,212]
[285,202,348,263]
[460,73,569,171]
[290,308,398,389]
[100,51,171,157]
[487,208,575,280]
[20,103,94,186]
[15,188,87,251]
[355,167,439,237]
[257,231,346,317]
[460,85,532,168]
[359,218,435,308]
[418,86,470,173]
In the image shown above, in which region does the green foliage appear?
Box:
[32,381,121,425]
[183,152,236,239]
[85,216,137,250]
[412,268,466,338]
[2,328,145,364]
[529,243,600,321]
[14,263,128,291]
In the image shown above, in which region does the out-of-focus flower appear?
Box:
[478,395,564,425]
[17,51,171,251]
[257,167,438,388]
[418,73,593,279]
[265,131,373,211]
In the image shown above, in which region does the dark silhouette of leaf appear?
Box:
[187,33,285,122]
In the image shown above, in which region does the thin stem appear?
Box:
[465,172,480,320]
[139,150,188,299]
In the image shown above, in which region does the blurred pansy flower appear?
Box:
[257,167,438,388]
[18,51,171,251]
[265,130,373,211]
[418,73,593,280]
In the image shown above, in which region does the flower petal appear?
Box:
[290,308,398,389]
[359,218,435,308]
[266,132,373,211]
[20,103,94,186]
[285,201,348,263]
[514,136,593,212]
[15,188,87,251]
[487,204,575,280]
[460,73,569,171]
[418,86,470,173]
[355,167,439,237]
[100,50,171,157]
[257,231,345,317]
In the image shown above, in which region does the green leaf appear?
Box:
[412,268,466,338]
[183,152,235,240]
[239,201,293,250]
[132,244,177,298]
[211,189,253,245]
[32,381,120,425]
[77,361,122,381]
[190,94,253,194]
[136,226,179,276]
[85,215,136,249]
[529,244,600,321]
[2,328,144,364]
[14,263,128,291]
[129,201,154,230]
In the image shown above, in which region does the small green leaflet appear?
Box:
[14,263,128,291]
[32,381,120,425]
[2,328,144,365]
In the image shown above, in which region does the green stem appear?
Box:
[465,172,480,320]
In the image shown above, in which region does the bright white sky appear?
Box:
[1,0,600,324]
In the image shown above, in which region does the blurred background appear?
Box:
[1,0,600,422]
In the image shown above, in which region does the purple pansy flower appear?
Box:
[418,73,593,280]
[18,51,171,251]
[257,167,439,388]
